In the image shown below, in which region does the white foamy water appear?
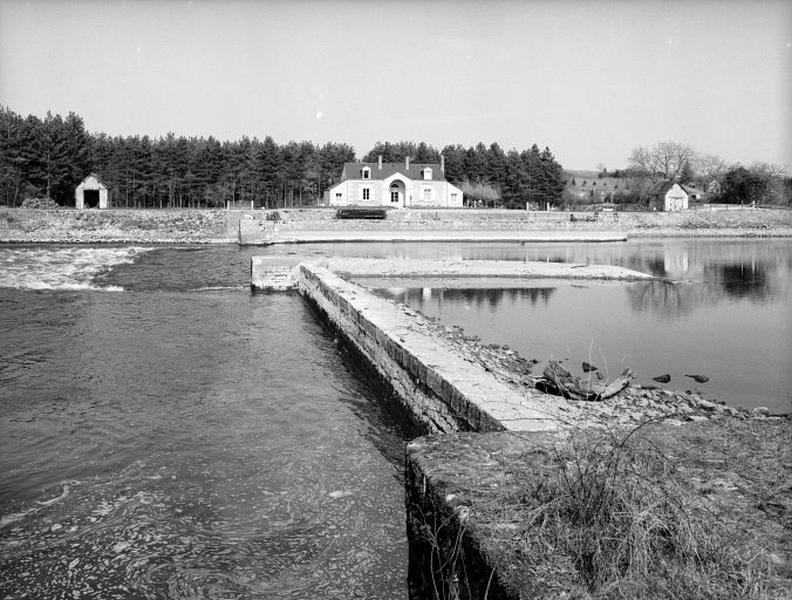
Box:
[0,481,77,528]
[0,246,151,291]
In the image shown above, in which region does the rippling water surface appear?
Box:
[2,238,790,598]
[0,245,409,599]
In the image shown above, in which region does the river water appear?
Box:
[361,238,792,413]
[0,245,410,599]
[1,238,790,598]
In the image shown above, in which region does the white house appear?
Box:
[647,181,689,212]
[75,173,109,209]
[326,156,463,208]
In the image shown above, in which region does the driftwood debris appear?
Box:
[540,360,632,401]
[685,373,710,383]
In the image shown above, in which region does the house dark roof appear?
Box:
[647,180,689,197]
[340,162,448,182]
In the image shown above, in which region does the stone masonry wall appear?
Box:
[297,264,476,433]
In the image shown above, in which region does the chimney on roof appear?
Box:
[378,155,382,170]
[440,155,445,173]
[405,156,410,170]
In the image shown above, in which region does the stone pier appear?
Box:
[250,256,668,598]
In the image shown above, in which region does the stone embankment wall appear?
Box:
[296,262,565,434]
[285,258,651,433]
[0,208,235,243]
[2,206,790,244]
[293,261,568,598]
[243,206,792,238]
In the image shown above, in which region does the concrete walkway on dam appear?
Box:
[250,256,654,292]
[239,228,628,245]
[297,262,571,433]
[320,257,654,280]
[252,257,655,432]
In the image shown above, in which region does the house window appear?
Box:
[390,183,400,203]
[362,188,370,201]
[362,167,370,179]
[423,168,432,180]
[451,193,458,203]
[423,188,432,203]
[335,193,342,200]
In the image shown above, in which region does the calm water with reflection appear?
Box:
[358,239,791,413]
[0,246,409,599]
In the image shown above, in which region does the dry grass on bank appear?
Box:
[501,419,791,599]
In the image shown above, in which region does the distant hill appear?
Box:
[563,169,602,180]
[563,169,633,200]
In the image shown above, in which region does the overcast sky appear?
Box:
[1,0,790,170]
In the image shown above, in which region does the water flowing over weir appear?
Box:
[0,246,411,599]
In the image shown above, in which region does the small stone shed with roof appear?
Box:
[647,180,689,212]
[75,173,109,209]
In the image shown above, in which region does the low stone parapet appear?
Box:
[296,262,568,433]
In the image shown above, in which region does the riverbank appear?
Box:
[0,209,235,244]
[1,206,791,244]
[407,420,791,599]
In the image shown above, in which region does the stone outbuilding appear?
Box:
[75,173,109,209]
[647,180,689,212]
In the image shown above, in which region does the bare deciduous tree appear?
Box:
[628,141,697,182]
[694,153,729,182]
[749,161,786,178]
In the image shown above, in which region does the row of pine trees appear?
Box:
[0,106,565,209]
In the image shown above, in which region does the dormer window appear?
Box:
[422,168,432,180]
[362,167,371,180]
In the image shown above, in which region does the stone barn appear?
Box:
[75,173,109,209]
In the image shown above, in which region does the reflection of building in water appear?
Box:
[663,245,689,278]
[376,287,556,312]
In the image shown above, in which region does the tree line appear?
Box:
[0,106,357,209]
[562,141,790,208]
[625,141,790,206]
[1,107,566,209]
[363,140,565,208]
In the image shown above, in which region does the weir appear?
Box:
[249,254,792,599]
[250,256,658,598]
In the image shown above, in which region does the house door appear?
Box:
[389,182,404,208]
[83,189,100,208]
